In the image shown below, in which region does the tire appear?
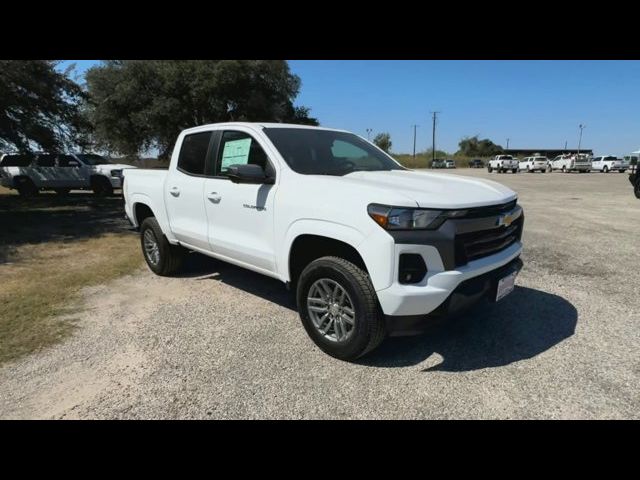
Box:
[487,166,493,173]
[140,217,184,276]
[296,256,386,361]
[513,168,518,174]
[562,166,566,173]
[92,176,114,196]
[603,166,609,173]
[54,188,71,196]
[16,178,38,197]
[635,179,640,200]
[619,170,626,173]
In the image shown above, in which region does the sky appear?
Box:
[58,60,640,157]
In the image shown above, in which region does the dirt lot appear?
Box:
[0,170,638,419]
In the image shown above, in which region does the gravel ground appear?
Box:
[1,169,638,419]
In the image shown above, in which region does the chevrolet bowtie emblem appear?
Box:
[497,212,515,227]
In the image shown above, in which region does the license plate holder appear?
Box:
[495,271,517,301]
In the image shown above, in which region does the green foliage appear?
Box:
[85,60,318,158]
[0,60,87,153]
[457,135,503,157]
[373,132,392,152]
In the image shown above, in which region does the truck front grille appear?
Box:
[455,216,523,266]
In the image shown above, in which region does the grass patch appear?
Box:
[0,193,143,364]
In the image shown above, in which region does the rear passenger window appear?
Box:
[58,155,78,167]
[177,132,211,175]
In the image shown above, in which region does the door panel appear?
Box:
[204,178,276,271]
[164,131,213,250]
[204,130,277,272]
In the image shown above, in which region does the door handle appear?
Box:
[170,187,180,197]
[207,192,221,203]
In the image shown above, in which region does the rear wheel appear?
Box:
[487,166,493,173]
[603,166,609,173]
[296,256,386,361]
[512,168,518,174]
[140,217,184,276]
[562,166,566,173]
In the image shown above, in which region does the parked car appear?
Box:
[591,155,628,173]
[431,158,447,169]
[0,152,135,196]
[123,122,524,361]
[444,159,456,169]
[518,156,548,173]
[468,159,484,168]
[550,153,591,173]
[488,155,518,173]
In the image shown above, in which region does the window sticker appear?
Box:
[221,138,252,170]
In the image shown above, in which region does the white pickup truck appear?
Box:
[591,155,628,173]
[0,152,134,196]
[123,123,524,360]
[488,155,519,174]
[550,153,591,173]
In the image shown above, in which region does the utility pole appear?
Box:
[577,124,585,155]
[411,124,419,159]
[431,111,440,165]
[366,128,372,141]
[506,138,510,149]
[564,140,568,151]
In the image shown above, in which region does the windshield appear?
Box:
[262,128,404,175]
[76,154,111,165]
[499,155,513,160]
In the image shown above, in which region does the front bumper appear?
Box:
[376,240,522,318]
[385,256,523,336]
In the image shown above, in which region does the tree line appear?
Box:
[1,60,318,159]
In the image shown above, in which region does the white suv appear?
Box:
[0,153,135,196]
[519,156,549,173]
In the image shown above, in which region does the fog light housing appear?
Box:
[398,254,427,284]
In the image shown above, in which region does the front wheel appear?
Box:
[140,217,184,276]
[296,256,386,361]
[487,166,493,173]
[92,177,114,196]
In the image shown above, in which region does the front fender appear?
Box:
[279,219,395,290]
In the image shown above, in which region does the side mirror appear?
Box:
[226,164,274,184]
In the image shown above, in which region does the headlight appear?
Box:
[111,169,123,178]
[368,204,468,230]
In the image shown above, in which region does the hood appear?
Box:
[341,170,517,209]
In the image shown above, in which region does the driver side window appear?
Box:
[216,131,275,178]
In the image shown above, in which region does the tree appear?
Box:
[85,60,319,159]
[456,135,503,157]
[373,132,392,153]
[0,60,87,153]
